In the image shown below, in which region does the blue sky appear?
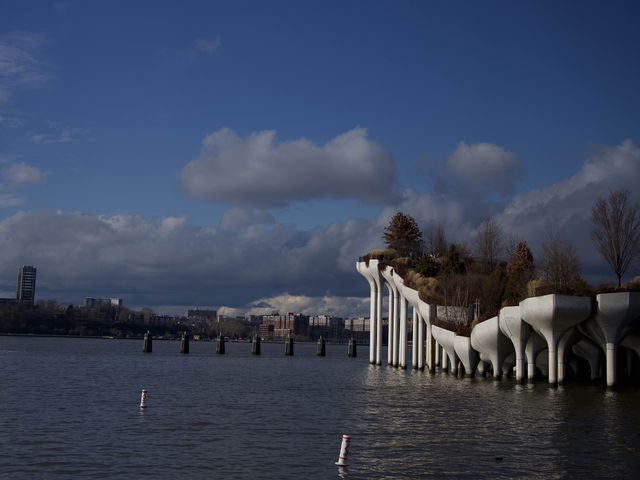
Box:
[1,1,639,316]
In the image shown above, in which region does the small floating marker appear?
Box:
[348,338,357,358]
[317,336,326,356]
[139,389,147,408]
[495,457,504,462]
[335,434,350,466]
[216,334,225,354]
[252,334,261,355]
[142,331,152,353]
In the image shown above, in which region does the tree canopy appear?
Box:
[383,212,423,258]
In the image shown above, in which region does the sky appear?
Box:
[1,0,639,317]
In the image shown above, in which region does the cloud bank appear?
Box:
[0,139,638,316]
[181,127,398,206]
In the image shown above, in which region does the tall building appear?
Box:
[17,265,37,305]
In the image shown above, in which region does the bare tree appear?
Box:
[592,189,640,286]
[425,224,447,258]
[540,232,581,291]
[474,217,503,273]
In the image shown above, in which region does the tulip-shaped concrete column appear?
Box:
[432,325,457,374]
[412,308,418,369]
[454,335,478,376]
[470,316,512,379]
[524,331,547,381]
[398,292,408,369]
[580,292,640,387]
[386,284,394,365]
[572,339,603,381]
[417,311,425,370]
[381,267,400,367]
[418,302,436,372]
[356,261,377,365]
[557,327,582,383]
[520,294,592,384]
[398,280,422,370]
[367,260,384,366]
[499,306,531,383]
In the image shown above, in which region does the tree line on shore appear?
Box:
[0,301,253,339]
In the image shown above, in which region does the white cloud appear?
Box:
[448,141,522,193]
[31,127,93,144]
[0,209,372,313]
[180,127,398,206]
[245,293,369,317]
[193,36,222,54]
[496,139,640,280]
[3,162,46,183]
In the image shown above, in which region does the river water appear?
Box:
[1,336,639,479]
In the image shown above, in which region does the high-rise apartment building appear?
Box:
[17,265,37,305]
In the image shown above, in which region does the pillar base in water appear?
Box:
[284,336,294,356]
[348,338,357,357]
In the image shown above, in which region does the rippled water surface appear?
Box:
[1,336,639,479]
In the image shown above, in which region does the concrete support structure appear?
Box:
[356,261,377,365]
[387,285,394,365]
[399,294,408,369]
[470,316,512,379]
[520,294,592,385]
[357,261,640,388]
[432,325,457,374]
[499,306,531,383]
[580,292,640,387]
[525,332,547,381]
[417,312,425,370]
[412,308,418,369]
[572,339,603,381]
[454,335,479,377]
[557,327,582,384]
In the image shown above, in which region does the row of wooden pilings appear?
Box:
[142,330,358,357]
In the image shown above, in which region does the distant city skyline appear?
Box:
[1,1,639,316]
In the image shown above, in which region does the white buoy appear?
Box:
[139,389,147,408]
[335,434,350,466]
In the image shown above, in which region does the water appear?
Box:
[1,336,639,479]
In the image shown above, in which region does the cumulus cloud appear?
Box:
[0,139,636,314]
[245,293,370,317]
[180,127,398,206]
[0,209,375,315]
[447,141,522,195]
[3,162,46,183]
[496,139,640,280]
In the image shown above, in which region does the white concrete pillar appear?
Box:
[387,286,393,366]
[417,314,425,370]
[606,343,616,387]
[368,290,377,365]
[399,296,408,369]
[392,289,399,367]
[441,346,448,371]
[427,323,435,372]
[376,281,383,366]
[412,308,418,369]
